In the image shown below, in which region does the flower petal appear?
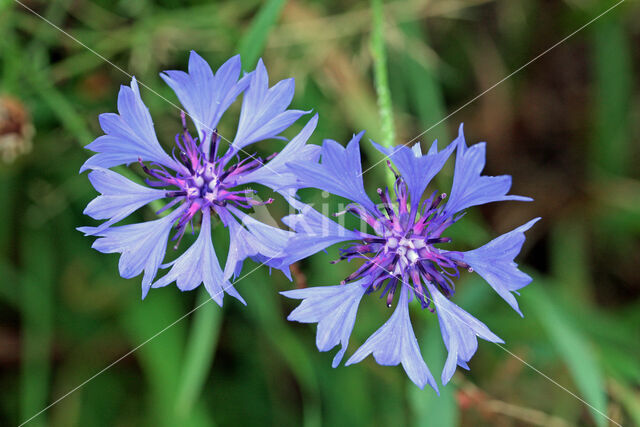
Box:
[218,206,293,281]
[287,132,376,212]
[452,218,541,316]
[79,206,185,298]
[81,77,179,172]
[231,59,306,153]
[279,197,360,265]
[444,124,532,215]
[160,52,250,153]
[235,114,321,190]
[83,168,166,233]
[346,285,438,391]
[152,209,245,306]
[371,139,455,208]
[426,282,503,385]
[281,280,367,367]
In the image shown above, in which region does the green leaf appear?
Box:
[526,284,609,427]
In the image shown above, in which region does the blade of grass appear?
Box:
[249,272,321,427]
[174,289,223,420]
[237,0,288,68]
[25,61,93,144]
[590,12,631,177]
[526,282,609,427]
[399,21,449,147]
[549,219,590,302]
[0,8,21,90]
[20,229,54,427]
[410,326,458,427]
[0,259,19,308]
[121,289,195,426]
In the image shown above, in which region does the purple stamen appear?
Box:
[333,174,472,309]
[133,115,270,251]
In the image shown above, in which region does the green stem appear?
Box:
[370,0,396,188]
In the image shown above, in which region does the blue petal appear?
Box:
[235,114,321,190]
[287,132,376,212]
[281,280,366,367]
[279,197,360,265]
[346,285,438,391]
[152,209,245,306]
[444,124,532,215]
[81,77,179,172]
[83,168,166,233]
[426,282,503,385]
[231,59,306,153]
[79,206,185,298]
[371,139,455,208]
[161,52,250,153]
[222,206,295,280]
[453,218,541,316]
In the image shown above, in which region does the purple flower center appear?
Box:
[336,165,472,310]
[139,113,273,248]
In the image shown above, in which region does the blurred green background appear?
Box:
[1,0,639,425]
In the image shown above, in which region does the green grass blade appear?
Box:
[249,273,321,427]
[526,283,609,427]
[19,230,55,427]
[237,0,288,68]
[174,289,223,420]
[399,21,449,147]
[590,12,632,177]
[121,290,190,426]
[409,326,458,427]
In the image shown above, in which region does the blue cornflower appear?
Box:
[280,125,539,391]
[79,52,320,303]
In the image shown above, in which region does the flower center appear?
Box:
[139,113,273,248]
[335,175,472,310]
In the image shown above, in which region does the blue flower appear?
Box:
[281,124,539,390]
[80,52,319,302]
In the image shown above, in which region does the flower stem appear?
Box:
[370,0,396,188]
